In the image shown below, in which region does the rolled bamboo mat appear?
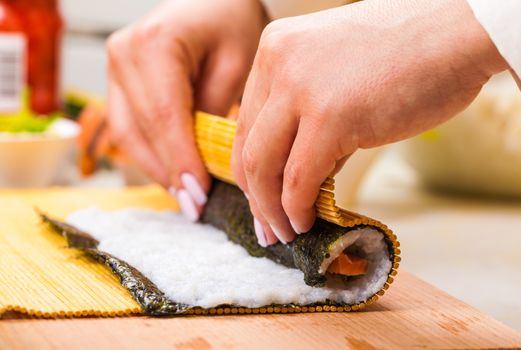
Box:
[0,186,178,318]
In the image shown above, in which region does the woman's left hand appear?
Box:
[232,0,507,246]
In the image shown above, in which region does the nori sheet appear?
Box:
[40,211,355,315]
[202,181,393,287]
[39,212,184,315]
[39,179,395,315]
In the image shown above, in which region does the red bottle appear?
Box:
[0,1,23,35]
[0,1,26,113]
[11,0,63,115]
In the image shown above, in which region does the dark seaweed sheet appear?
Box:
[41,211,357,315]
[39,180,395,315]
[202,181,391,287]
[40,212,184,315]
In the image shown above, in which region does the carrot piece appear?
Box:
[327,253,368,276]
[76,102,129,176]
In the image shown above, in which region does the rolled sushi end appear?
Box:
[204,180,394,302]
[319,227,392,299]
[293,220,392,304]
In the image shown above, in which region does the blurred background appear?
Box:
[1,0,520,330]
[62,0,162,96]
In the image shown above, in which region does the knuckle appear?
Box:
[281,190,299,216]
[106,29,129,62]
[145,111,178,144]
[306,100,332,122]
[141,101,181,137]
[105,27,132,60]
[262,19,285,38]
[241,144,258,176]
[259,33,284,58]
[283,162,304,194]
[235,118,248,136]
[131,21,161,48]
[259,21,289,59]
[152,100,177,124]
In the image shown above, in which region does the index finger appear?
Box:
[134,41,211,192]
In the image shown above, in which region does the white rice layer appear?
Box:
[68,208,392,308]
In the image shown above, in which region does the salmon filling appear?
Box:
[327,253,369,276]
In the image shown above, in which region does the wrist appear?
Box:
[404,0,509,82]
[462,1,509,76]
[447,0,508,77]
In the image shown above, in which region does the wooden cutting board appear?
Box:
[0,186,520,348]
[1,272,521,349]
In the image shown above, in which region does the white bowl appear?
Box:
[401,73,521,198]
[0,118,80,188]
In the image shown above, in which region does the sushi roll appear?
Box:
[38,111,400,315]
[196,111,400,291]
[202,180,399,302]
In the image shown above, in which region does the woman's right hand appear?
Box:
[107,0,267,221]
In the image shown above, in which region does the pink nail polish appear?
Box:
[270,225,287,245]
[176,189,199,222]
[290,220,302,235]
[254,218,267,247]
[264,226,279,246]
[180,173,207,206]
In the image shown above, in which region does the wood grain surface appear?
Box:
[1,272,520,350]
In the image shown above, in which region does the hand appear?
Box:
[232,0,507,245]
[107,0,267,221]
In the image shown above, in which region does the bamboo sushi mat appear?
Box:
[0,186,178,318]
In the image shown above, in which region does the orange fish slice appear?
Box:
[327,253,368,276]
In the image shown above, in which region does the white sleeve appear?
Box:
[467,0,521,84]
[259,0,350,19]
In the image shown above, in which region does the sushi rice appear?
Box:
[68,208,392,309]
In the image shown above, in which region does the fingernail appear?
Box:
[176,189,199,222]
[254,218,267,247]
[264,225,278,246]
[290,220,302,235]
[180,172,207,206]
[270,225,287,245]
[244,193,249,200]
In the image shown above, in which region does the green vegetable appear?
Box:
[0,89,61,133]
[0,114,58,133]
